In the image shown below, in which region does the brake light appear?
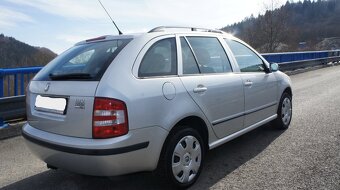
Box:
[86,36,106,42]
[92,98,128,138]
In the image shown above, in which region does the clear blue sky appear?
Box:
[0,0,287,54]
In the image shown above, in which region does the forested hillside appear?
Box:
[0,34,57,68]
[223,0,340,53]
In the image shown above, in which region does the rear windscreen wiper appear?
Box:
[49,73,93,80]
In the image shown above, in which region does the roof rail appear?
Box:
[148,26,225,34]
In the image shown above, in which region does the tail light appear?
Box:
[92,97,128,139]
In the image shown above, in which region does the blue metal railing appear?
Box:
[0,67,42,98]
[262,50,340,63]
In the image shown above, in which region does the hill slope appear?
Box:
[223,0,340,52]
[0,34,57,68]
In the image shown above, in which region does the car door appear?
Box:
[225,39,278,127]
[179,36,245,138]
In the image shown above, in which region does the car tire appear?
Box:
[275,92,292,130]
[157,127,205,188]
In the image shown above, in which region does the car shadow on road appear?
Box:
[191,124,285,189]
[2,124,285,190]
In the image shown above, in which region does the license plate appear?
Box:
[35,95,67,115]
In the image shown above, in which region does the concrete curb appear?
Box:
[285,61,340,76]
[0,61,339,140]
[0,122,24,140]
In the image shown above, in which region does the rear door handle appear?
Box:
[193,85,207,93]
[244,80,253,87]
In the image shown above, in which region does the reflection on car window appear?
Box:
[186,37,232,74]
[69,50,95,65]
[225,39,265,72]
[139,38,177,77]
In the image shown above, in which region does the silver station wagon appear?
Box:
[23,26,292,188]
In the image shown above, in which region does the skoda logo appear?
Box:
[44,83,50,92]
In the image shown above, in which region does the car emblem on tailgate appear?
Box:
[75,99,85,109]
[44,82,50,92]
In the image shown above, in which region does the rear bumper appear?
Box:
[22,132,149,156]
[22,123,168,176]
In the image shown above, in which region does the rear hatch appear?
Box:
[27,81,98,138]
[27,37,131,138]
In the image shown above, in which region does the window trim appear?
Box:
[180,36,202,74]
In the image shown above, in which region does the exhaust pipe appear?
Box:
[47,164,58,170]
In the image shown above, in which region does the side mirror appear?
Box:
[270,63,279,72]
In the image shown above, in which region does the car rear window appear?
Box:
[34,39,132,81]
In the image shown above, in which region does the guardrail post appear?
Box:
[0,69,3,97]
[20,73,24,95]
[14,74,18,96]
[7,76,10,96]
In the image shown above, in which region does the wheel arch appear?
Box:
[277,87,292,113]
[155,115,209,187]
[168,116,209,151]
[158,115,210,165]
[283,87,292,97]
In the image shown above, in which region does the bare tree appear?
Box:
[257,0,289,53]
[241,15,261,48]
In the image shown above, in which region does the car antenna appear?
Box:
[97,0,123,35]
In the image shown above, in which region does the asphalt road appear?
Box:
[1,66,340,190]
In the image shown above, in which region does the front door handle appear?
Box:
[193,85,207,93]
[244,80,253,87]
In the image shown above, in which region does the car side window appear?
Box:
[139,38,177,77]
[225,39,265,72]
[180,37,200,74]
[186,37,232,74]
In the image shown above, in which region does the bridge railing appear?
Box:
[0,67,42,98]
[0,50,340,127]
[262,50,340,71]
[262,50,340,63]
[0,67,42,127]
